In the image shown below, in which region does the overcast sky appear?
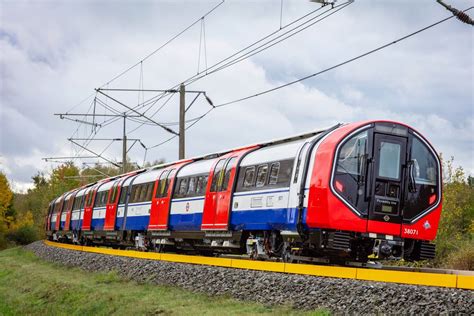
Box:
[0,0,473,192]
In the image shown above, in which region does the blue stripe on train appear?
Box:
[71,219,83,231]
[91,218,105,231]
[73,208,306,232]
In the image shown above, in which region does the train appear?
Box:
[45,120,441,263]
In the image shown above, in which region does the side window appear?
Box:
[187,177,196,195]
[210,159,226,192]
[130,185,139,203]
[404,136,440,220]
[333,130,369,214]
[243,166,256,187]
[256,164,268,187]
[119,186,128,204]
[221,157,237,192]
[80,194,86,209]
[196,175,208,195]
[336,130,368,178]
[178,178,188,197]
[145,182,154,201]
[269,162,280,185]
[139,184,147,202]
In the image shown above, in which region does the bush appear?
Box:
[7,225,39,245]
[443,240,474,270]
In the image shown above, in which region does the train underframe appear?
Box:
[47,227,436,264]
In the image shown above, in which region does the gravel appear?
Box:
[25,241,474,314]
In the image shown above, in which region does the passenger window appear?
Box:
[243,167,256,187]
[196,175,208,195]
[178,178,188,196]
[211,159,226,192]
[145,182,154,201]
[256,165,268,187]
[221,157,237,192]
[119,186,128,204]
[188,177,196,195]
[269,162,280,185]
[139,184,148,201]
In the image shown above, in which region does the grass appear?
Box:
[0,247,328,316]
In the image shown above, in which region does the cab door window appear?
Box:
[403,137,439,221]
[333,130,369,214]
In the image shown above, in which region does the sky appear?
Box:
[0,0,473,192]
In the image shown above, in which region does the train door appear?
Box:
[104,181,120,231]
[64,192,76,231]
[201,147,257,231]
[367,133,407,235]
[54,196,65,231]
[148,169,168,230]
[148,162,189,230]
[82,187,97,231]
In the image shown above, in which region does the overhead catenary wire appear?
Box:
[110,2,349,137]
[145,6,473,151]
[101,2,337,126]
[212,7,473,109]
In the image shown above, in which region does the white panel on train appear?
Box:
[240,138,310,167]
[232,188,290,212]
[177,158,216,177]
[170,197,205,215]
[96,181,114,193]
[132,169,163,185]
[127,202,151,217]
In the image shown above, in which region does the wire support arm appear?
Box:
[95,89,179,135]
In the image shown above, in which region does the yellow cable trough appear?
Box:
[43,240,473,290]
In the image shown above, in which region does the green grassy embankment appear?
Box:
[0,247,327,315]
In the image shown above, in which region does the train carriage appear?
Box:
[46,120,442,263]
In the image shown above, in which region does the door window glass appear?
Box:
[337,131,368,177]
[210,159,226,192]
[404,137,439,220]
[378,142,401,180]
[411,138,437,185]
[333,129,369,214]
[221,157,237,192]
[156,170,169,198]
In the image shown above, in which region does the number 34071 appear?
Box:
[404,228,418,235]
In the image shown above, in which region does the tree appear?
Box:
[0,172,14,248]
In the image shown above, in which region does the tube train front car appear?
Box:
[45,120,441,263]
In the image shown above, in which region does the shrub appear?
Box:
[443,239,474,270]
[7,224,39,245]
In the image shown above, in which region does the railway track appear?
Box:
[44,240,473,290]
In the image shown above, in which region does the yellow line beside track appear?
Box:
[43,240,473,290]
